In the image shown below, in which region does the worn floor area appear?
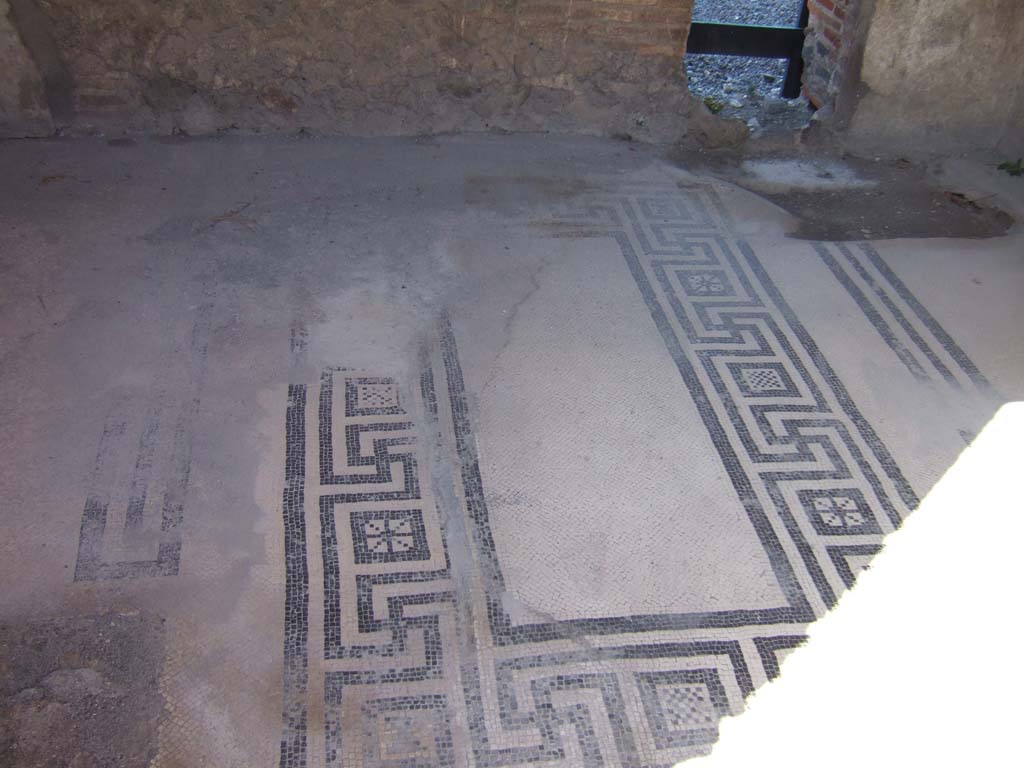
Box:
[689,152,1016,240]
[1,134,1021,767]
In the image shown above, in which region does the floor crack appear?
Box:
[480,258,546,396]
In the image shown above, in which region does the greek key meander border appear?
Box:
[496,187,919,619]
[279,361,768,768]
[274,184,986,767]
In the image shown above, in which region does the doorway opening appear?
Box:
[686,0,815,136]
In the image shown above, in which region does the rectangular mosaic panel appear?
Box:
[275,183,987,767]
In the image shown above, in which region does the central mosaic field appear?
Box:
[273,184,968,768]
[467,243,789,621]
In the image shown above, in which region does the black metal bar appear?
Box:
[782,2,811,99]
[687,1,810,100]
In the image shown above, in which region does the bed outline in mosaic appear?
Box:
[73,303,211,581]
[273,183,991,767]
[440,318,813,639]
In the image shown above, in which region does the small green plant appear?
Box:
[998,158,1023,177]
[703,96,725,114]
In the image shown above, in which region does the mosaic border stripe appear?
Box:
[279,384,309,768]
[813,241,990,390]
[752,635,806,681]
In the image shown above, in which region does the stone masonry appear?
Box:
[802,0,859,108]
[2,0,697,141]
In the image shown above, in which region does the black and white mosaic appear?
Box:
[276,184,988,766]
[550,188,920,612]
[280,384,310,768]
[636,669,731,750]
[74,304,212,581]
[812,241,990,390]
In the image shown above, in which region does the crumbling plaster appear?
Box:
[3,0,700,142]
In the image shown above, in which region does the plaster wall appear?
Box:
[847,0,1024,154]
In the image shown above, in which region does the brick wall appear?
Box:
[803,0,860,108]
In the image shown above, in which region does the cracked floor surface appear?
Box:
[1,134,1022,767]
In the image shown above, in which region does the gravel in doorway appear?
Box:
[687,0,813,134]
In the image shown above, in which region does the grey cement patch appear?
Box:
[0,134,1022,767]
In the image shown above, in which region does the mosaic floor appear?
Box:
[274,185,1005,768]
[0,136,1020,767]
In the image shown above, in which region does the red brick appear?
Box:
[809,4,842,32]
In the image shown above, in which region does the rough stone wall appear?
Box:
[802,0,861,109]
[0,0,52,137]
[1,0,697,141]
[844,0,1024,154]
